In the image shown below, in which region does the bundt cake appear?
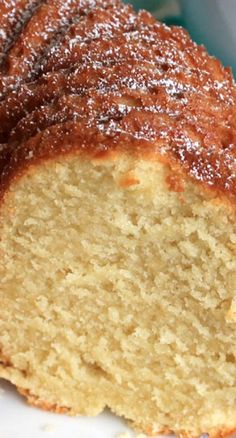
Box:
[0,1,236,436]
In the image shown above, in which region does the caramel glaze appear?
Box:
[0,0,43,69]
[0,0,119,96]
[0,0,236,202]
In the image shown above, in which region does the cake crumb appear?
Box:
[41,424,55,433]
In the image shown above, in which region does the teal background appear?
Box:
[124,0,161,10]
[123,0,182,22]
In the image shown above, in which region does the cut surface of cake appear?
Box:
[0,1,236,437]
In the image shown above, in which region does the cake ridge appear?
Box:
[0,0,45,70]
[0,0,121,99]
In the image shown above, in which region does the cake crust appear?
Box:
[0,0,236,203]
[14,386,236,438]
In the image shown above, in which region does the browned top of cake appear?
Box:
[0,0,236,201]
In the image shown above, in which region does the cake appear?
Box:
[0,1,236,436]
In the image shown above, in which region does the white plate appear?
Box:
[0,379,167,438]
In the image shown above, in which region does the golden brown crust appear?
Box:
[136,423,236,438]
[0,0,120,88]
[15,384,236,438]
[1,357,235,438]
[0,0,236,203]
[17,387,72,414]
[0,0,42,69]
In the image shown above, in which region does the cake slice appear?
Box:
[0,1,236,437]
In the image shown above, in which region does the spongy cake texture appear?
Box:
[0,1,236,437]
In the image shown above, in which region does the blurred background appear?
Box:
[125,0,236,77]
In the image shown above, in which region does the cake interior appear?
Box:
[0,154,236,435]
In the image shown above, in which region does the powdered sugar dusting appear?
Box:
[0,0,43,68]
